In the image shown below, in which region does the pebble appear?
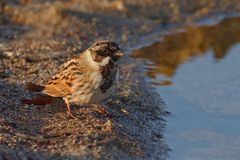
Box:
[3,51,14,57]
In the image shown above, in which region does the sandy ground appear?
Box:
[1,0,240,159]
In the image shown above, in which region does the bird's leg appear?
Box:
[64,98,76,119]
[93,103,110,117]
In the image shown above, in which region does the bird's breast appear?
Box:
[71,69,117,104]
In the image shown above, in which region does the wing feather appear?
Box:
[43,80,72,97]
[43,55,85,97]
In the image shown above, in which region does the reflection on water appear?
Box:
[131,16,240,82]
[131,16,240,160]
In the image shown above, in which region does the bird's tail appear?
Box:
[22,95,53,105]
[24,82,45,92]
[22,82,53,105]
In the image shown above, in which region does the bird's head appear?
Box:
[88,40,124,66]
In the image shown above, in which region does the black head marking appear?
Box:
[89,40,124,62]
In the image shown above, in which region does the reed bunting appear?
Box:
[24,41,124,118]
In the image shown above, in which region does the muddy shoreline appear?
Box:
[1,0,240,159]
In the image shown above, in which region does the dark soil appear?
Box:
[1,0,240,159]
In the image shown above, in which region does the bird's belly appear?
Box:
[72,84,115,104]
[90,84,115,103]
[71,71,117,104]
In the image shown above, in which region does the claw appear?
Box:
[67,111,77,119]
[64,98,77,119]
[94,105,110,117]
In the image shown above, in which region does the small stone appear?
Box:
[121,108,130,115]
[3,51,14,57]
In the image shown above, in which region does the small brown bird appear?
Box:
[25,40,124,118]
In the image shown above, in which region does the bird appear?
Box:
[24,40,124,118]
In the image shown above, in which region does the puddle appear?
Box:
[131,16,240,160]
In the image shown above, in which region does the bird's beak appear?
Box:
[115,50,125,57]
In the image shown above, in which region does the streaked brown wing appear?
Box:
[43,55,85,97]
[43,79,72,97]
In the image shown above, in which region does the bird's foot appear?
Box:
[93,104,111,117]
[67,111,77,119]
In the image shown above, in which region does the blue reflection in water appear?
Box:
[131,16,240,160]
[162,47,240,160]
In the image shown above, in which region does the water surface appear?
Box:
[131,16,240,160]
